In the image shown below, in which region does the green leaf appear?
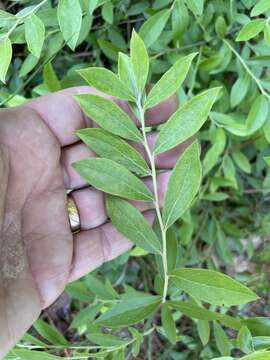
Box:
[107,196,161,254]
[197,320,210,346]
[203,192,229,201]
[215,16,227,38]
[101,1,114,24]
[0,10,17,27]
[236,19,266,41]
[237,326,254,354]
[203,128,226,175]
[65,281,93,302]
[161,303,177,344]
[77,128,150,176]
[43,62,61,92]
[73,158,153,201]
[0,37,12,83]
[130,30,149,95]
[118,52,137,94]
[169,300,220,320]
[185,0,204,16]
[170,268,259,306]
[265,157,270,166]
[88,332,128,347]
[95,294,161,327]
[241,352,270,360]
[25,14,45,58]
[85,274,119,300]
[78,67,135,101]
[75,94,142,141]
[168,300,242,329]
[139,9,170,48]
[57,0,82,50]
[264,25,270,46]
[129,328,143,357]
[211,95,269,137]
[230,73,250,108]
[163,141,202,229]
[70,303,102,328]
[213,322,231,356]
[154,87,220,154]
[145,52,197,109]
[244,317,270,337]
[232,152,251,174]
[172,0,189,42]
[33,319,69,346]
[86,0,99,15]
[166,227,178,272]
[19,53,39,78]
[251,0,270,16]
[246,95,269,134]
[253,336,270,350]
[223,156,238,189]
[10,349,62,360]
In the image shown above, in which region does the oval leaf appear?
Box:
[236,19,266,41]
[163,141,202,229]
[77,128,150,176]
[131,30,149,95]
[241,352,270,360]
[154,87,220,154]
[251,0,270,16]
[213,322,231,356]
[139,9,170,48]
[95,294,161,327]
[78,67,135,101]
[73,158,153,201]
[75,94,142,142]
[25,14,45,58]
[145,52,197,109]
[0,37,12,83]
[170,268,259,306]
[118,52,137,94]
[161,303,177,344]
[57,0,82,50]
[107,196,161,254]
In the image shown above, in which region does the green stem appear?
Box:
[223,39,270,102]
[136,99,168,303]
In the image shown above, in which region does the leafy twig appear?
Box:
[136,98,169,303]
[223,39,270,102]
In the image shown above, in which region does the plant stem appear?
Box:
[136,98,169,303]
[223,39,270,102]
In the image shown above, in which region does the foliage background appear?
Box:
[1,0,270,359]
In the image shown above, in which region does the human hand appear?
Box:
[0,86,189,357]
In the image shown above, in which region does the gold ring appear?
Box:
[67,194,80,233]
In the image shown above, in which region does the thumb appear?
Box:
[0,144,9,231]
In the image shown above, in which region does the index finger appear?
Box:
[26,86,178,146]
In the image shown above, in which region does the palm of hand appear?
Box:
[0,87,181,356]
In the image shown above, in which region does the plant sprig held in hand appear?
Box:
[72,30,259,345]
